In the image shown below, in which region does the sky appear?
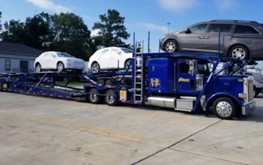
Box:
[1,0,263,54]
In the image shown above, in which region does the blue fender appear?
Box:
[203,92,243,112]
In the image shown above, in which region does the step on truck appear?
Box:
[85,51,255,119]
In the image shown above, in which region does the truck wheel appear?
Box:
[88,88,101,104]
[105,89,118,106]
[212,97,237,120]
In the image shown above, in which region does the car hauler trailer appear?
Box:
[0,51,256,120]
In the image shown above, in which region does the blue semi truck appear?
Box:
[85,52,255,119]
[0,51,256,119]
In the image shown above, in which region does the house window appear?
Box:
[20,60,29,73]
[5,59,11,71]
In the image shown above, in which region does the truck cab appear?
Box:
[145,54,255,119]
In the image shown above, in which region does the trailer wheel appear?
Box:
[105,89,118,106]
[88,88,101,104]
[212,97,237,120]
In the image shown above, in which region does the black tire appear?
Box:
[163,39,178,52]
[124,59,131,70]
[91,62,100,73]
[0,82,3,91]
[228,45,249,60]
[88,88,101,104]
[254,86,260,98]
[212,97,237,120]
[105,89,118,106]
[35,63,42,73]
[57,62,65,72]
[105,79,113,85]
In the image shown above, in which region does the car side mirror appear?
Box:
[184,28,191,34]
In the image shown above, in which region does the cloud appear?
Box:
[91,29,101,37]
[26,0,72,13]
[215,0,239,10]
[138,22,168,34]
[158,0,199,12]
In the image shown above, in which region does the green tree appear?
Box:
[92,9,130,48]
[1,20,26,43]
[0,12,92,60]
[49,13,92,60]
[24,12,51,49]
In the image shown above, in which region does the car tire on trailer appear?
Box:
[212,97,237,120]
[88,88,101,104]
[105,89,118,106]
[229,45,249,60]
[35,63,42,73]
[57,62,65,72]
[91,62,100,74]
[124,59,131,70]
[163,39,178,52]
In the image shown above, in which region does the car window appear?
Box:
[101,49,110,55]
[234,25,259,34]
[57,52,73,58]
[112,49,121,55]
[189,23,208,33]
[121,48,133,53]
[179,62,189,73]
[208,24,232,33]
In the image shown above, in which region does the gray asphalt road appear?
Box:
[0,92,263,165]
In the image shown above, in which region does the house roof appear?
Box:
[0,42,42,57]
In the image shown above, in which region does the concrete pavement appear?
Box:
[0,92,262,165]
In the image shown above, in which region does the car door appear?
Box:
[202,23,233,53]
[109,48,122,69]
[40,53,55,69]
[96,48,110,69]
[178,23,208,51]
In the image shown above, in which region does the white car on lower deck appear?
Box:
[88,47,133,73]
[34,51,85,72]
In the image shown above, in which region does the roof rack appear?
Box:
[210,19,258,24]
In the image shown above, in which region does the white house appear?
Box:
[0,42,42,73]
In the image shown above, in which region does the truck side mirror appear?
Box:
[188,60,196,75]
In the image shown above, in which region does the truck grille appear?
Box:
[246,77,254,102]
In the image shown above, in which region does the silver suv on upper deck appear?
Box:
[160,20,263,61]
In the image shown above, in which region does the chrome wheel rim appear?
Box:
[35,65,41,72]
[91,63,99,73]
[107,93,115,104]
[57,63,64,72]
[90,92,98,102]
[231,48,246,60]
[165,41,176,52]
[216,101,232,118]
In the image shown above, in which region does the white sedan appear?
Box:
[88,47,133,73]
[34,51,86,72]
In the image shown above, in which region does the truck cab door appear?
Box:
[176,60,198,93]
